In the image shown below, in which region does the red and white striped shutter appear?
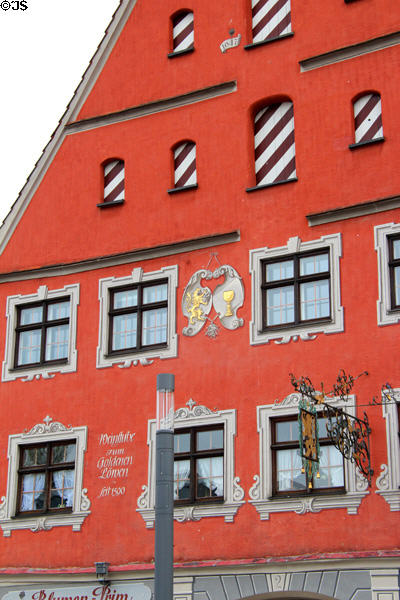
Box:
[174,142,197,188]
[251,0,291,44]
[104,160,125,203]
[354,93,383,144]
[254,101,296,186]
[173,11,194,53]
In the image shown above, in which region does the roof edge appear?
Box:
[0,0,137,257]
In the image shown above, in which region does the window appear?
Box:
[248,101,296,191]
[376,387,400,511]
[98,159,125,207]
[15,299,70,368]
[250,234,344,345]
[374,223,400,326]
[2,284,79,382]
[0,417,90,537]
[271,416,344,496]
[168,141,197,193]
[169,11,194,57]
[17,441,76,515]
[137,400,244,527]
[350,93,384,149]
[249,394,369,520]
[97,265,178,369]
[388,236,400,309]
[262,250,330,329]
[250,0,292,45]
[174,426,224,505]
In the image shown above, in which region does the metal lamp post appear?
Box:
[155,373,175,600]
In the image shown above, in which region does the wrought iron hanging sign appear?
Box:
[290,370,374,487]
[298,397,320,487]
[182,254,244,339]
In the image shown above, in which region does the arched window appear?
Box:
[171,11,194,54]
[251,0,291,44]
[353,92,383,145]
[102,159,125,205]
[253,100,296,187]
[169,141,197,192]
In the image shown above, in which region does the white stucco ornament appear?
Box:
[182,259,244,338]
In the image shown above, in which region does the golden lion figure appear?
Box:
[186,287,208,325]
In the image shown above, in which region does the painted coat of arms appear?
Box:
[182,262,244,338]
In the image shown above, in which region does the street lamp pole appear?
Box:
[155,373,175,600]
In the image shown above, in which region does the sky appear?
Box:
[0,0,121,223]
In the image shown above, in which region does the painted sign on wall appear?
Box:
[97,430,135,498]
[3,585,151,600]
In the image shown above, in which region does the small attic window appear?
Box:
[97,159,125,208]
[349,92,384,150]
[168,11,194,58]
[167,141,198,194]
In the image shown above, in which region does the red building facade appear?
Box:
[0,2,399,600]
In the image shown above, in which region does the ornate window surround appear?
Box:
[376,387,400,511]
[2,284,79,383]
[96,265,178,369]
[249,234,343,345]
[0,416,91,537]
[249,392,369,520]
[374,222,400,326]
[137,400,244,527]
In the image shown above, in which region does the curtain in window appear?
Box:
[196,457,224,497]
[353,93,383,144]
[254,101,296,186]
[51,469,75,508]
[20,473,46,511]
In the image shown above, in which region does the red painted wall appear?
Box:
[0,0,399,569]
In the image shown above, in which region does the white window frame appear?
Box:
[0,416,91,537]
[249,392,369,520]
[376,387,400,511]
[136,400,244,527]
[374,222,400,326]
[96,265,178,369]
[2,284,79,383]
[249,234,344,345]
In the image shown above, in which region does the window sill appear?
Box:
[249,490,369,519]
[3,360,76,383]
[261,317,331,335]
[244,31,294,51]
[97,199,125,208]
[0,510,90,537]
[137,500,243,529]
[167,47,194,59]
[167,184,198,195]
[349,137,385,150]
[246,177,297,193]
[11,358,68,372]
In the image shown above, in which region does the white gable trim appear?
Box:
[0,0,138,256]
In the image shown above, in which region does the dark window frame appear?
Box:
[261,249,331,331]
[174,425,224,506]
[16,440,76,517]
[388,235,400,310]
[14,298,70,369]
[107,279,168,357]
[271,415,345,497]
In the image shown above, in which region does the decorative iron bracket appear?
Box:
[322,402,373,486]
[290,371,373,487]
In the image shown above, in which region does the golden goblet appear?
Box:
[223,289,235,317]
